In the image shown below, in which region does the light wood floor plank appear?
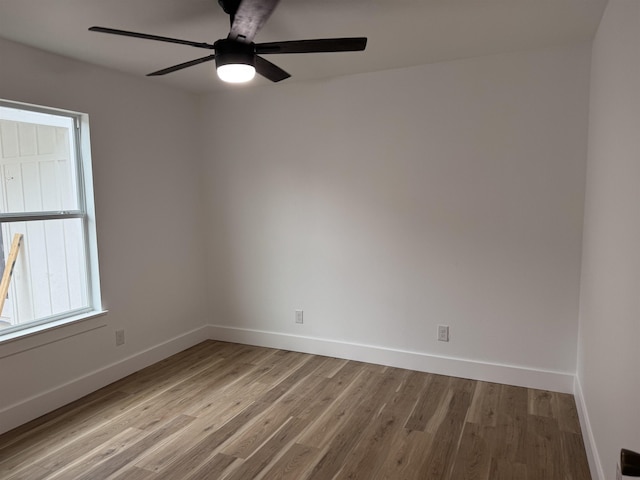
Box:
[404,373,449,432]
[73,414,195,480]
[495,383,529,465]
[376,428,434,479]
[418,377,475,479]
[467,381,500,427]
[561,431,592,480]
[527,414,563,479]
[449,423,496,480]
[224,416,306,480]
[260,442,320,480]
[183,452,237,480]
[0,390,133,476]
[305,368,405,480]
[557,391,583,434]
[108,466,157,480]
[44,427,148,480]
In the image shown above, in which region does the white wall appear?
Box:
[577,1,640,478]
[201,44,590,384]
[0,38,208,432]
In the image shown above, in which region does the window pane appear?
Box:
[0,109,80,214]
[0,218,89,331]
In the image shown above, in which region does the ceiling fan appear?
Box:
[89,0,367,84]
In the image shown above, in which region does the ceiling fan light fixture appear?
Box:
[214,39,256,83]
[217,63,256,83]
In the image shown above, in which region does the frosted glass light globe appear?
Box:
[217,64,256,83]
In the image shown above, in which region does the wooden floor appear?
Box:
[0,341,591,479]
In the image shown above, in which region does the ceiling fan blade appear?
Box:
[147,55,216,76]
[254,56,290,82]
[89,26,215,49]
[228,0,280,43]
[255,37,367,54]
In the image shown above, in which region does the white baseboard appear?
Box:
[0,325,210,435]
[207,324,575,393]
[574,376,604,480]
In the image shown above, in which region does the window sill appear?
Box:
[0,310,109,358]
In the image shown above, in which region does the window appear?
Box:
[0,100,102,338]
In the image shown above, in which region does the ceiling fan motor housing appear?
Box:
[214,39,255,68]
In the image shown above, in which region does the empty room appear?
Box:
[0,0,638,478]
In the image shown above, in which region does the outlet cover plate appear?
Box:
[438,325,449,342]
[295,310,303,324]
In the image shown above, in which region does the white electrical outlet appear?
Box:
[115,329,125,346]
[295,310,304,324]
[438,325,449,342]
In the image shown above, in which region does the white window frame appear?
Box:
[0,99,104,341]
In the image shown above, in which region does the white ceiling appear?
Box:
[0,0,608,93]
